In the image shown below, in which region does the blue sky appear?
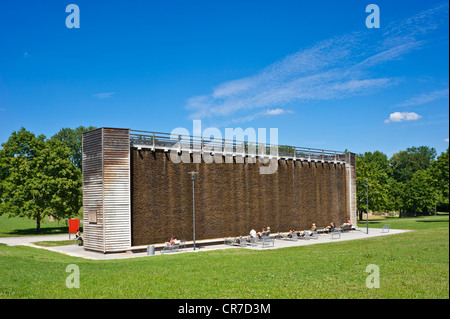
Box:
[0,0,448,157]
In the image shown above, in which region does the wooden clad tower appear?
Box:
[82,128,131,253]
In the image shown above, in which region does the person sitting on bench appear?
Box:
[324,222,336,233]
[165,236,177,246]
[341,220,353,230]
[257,228,267,239]
[342,220,352,226]
[287,229,295,238]
[75,229,83,246]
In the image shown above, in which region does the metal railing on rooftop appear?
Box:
[129,130,348,164]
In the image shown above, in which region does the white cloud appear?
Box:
[93,92,115,99]
[444,138,449,142]
[384,112,422,123]
[221,108,294,125]
[355,41,424,69]
[186,34,398,121]
[264,108,293,116]
[383,2,448,40]
[396,88,449,107]
[185,3,447,125]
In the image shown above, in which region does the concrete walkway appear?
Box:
[0,227,410,260]
[0,234,71,246]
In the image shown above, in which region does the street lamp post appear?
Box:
[365,179,369,234]
[188,171,198,250]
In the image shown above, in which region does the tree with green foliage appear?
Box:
[50,126,97,169]
[389,146,437,183]
[386,177,404,214]
[401,168,440,215]
[356,152,391,219]
[0,128,82,233]
[278,145,295,157]
[361,150,392,176]
[430,148,449,211]
[0,128,46,179]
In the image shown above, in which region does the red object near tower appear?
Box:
[69,219,79,234]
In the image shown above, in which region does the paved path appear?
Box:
[0,234,71,246]
[0,227,410,260]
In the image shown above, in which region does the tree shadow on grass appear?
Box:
[358,221,383,225]
[7,226,82,236]
[416,220,449,223]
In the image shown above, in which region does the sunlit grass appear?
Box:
[0,214,448,299]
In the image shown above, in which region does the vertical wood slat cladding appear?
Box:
[346,152,357,226]
[82,129,104,252]
[103,129,131,252]
[83,128,131,253]
[131,149,349,246]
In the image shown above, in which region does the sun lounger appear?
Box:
[331,229,341,239]
[261,237,275,248]
[279,233,298,241]
[232,238,247,247]
[299,231,310,240]
[161,243,180,254]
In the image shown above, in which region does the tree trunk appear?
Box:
[36,214,41,234]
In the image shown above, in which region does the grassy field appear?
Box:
[0,214,448,299]
[0,214,81,237]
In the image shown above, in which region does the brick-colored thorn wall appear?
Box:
[131,149,349,246]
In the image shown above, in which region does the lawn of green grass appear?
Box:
[33,240,77,247]
[0,214,82,237]
[356,213,449,230]
[0,214,448,299]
